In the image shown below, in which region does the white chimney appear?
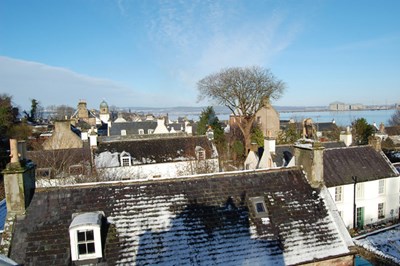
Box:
[340,126,352,147]
[264,131,276,154]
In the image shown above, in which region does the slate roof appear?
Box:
[96,136,216,163]
[273,142,345,167]
[9,168,351,265]
[274,145,294,167]
[323,146,399,187]
[109,121,157,136]
[315,122,338,132]
[385,126,400,136]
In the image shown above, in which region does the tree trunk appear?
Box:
[236,116,254,155]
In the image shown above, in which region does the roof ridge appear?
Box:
[35,166,301,192]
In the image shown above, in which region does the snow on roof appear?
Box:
[354,225,400,265]
[69,212,103,229]
[9,168,352,265]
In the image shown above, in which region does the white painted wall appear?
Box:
[244,151,259,170]
[328,176,400,229]
[97,159,220,181]
[154,118,169,134]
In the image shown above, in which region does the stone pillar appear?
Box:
[2,139,36,215]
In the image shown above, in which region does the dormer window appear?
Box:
[69,211,104,262]
[250,196,269,218]
[195,146,206,161]
[138,129,144,134]
[120,151,132,167]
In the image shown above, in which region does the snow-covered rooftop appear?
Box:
[9,168,352,265]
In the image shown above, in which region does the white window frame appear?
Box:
[120,151,132,167]
[356,183,364,199]
[120,129,127,136]
[138,129,144,135]
[77,229,96,257]
[148,129,154,134]
[335,186,343,202]
[69,212,104,262]
[378,179,385,195]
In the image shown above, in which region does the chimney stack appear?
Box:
[369,136,382,152]
[2,139,36,214]
[294,143,324,188]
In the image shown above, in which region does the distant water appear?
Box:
[279,109,395,127]
[166,109,395,127]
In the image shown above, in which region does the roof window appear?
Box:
[69,211,104,262]
[250,196,269,218]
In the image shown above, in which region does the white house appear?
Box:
[94,136,219,180]
[295,144,400,230]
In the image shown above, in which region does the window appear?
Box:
[69,164,84,175]
[250,197,268,218]
[120,151,131,167]
[122,157,130,166]
[148,129,154,134]
[255,202,266,213]
[78,230,95,255]
[69,212,104,262]
[120,129,127,136]
[195,146,206,161]
[378,180,385,194]
[36,168,52,178]
[335,186,343,202]
[378,203,385,219]
[138,129,144,134]
[356,183,364,199]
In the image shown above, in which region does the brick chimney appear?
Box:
[369,136,382,152]
[2,139,36,214]
[294,143,324,188]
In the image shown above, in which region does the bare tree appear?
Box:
[197,66,285,153]
[55,105,75,120]
[388,109,400,126]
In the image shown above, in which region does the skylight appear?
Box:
[250,196,269,218]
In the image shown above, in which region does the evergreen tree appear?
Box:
[197,106,226,156]
[251,124,264,147]
[0,94,18,137]
[352,118,374,145]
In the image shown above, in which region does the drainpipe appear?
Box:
[352,176,357,229]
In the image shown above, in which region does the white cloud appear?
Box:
[0,56,151,110]
[144,1,303,95]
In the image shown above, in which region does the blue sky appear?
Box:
[1,0,399,111]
